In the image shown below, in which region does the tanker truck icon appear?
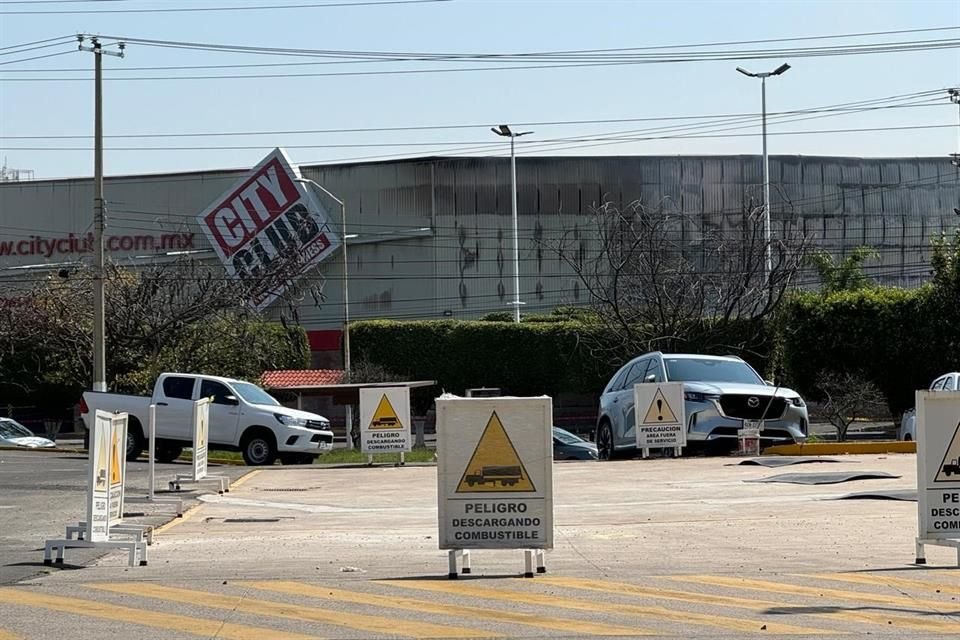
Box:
[464,465,523,487]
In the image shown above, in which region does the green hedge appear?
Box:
[780,286,960,415]
[351,318,773,397]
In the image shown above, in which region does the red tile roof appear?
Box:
[260,369,344,389]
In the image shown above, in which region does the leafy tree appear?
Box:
[806,246,879,294]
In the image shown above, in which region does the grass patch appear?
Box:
[178,447,436,464]
[317,447,436,464]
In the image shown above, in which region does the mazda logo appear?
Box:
[747,396,760,408]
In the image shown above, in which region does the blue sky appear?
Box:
[0,0,958,179]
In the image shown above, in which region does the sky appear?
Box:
[0,0,958,180]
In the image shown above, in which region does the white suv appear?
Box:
[596,353,808,460]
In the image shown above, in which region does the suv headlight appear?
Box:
[685,392,718,403]
[789,396,806,407]
[274,413,308,427]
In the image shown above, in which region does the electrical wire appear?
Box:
[4,33,959,81]
[0,0,451,14]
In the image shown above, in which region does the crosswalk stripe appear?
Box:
[91,582,492,639]
[537,576,841,632]
[380,578,827,634]
[674,574,960,613]
[805,572,960,596]
[243,580,650,637]
[550,575,960,634]
[663,576,956,633]
[0,588,318,640]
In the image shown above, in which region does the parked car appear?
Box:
[898,372,960,441]
[0,418,55,449]
[596,353,808,460]
[553,427,598,461]
[81,373,334,466]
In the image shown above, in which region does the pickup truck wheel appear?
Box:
[155,443,184,464]
[126,420,145,461]
[241,429,277,466]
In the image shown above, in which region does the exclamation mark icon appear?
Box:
[657,398,663,421]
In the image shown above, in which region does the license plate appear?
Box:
[741,420,763,434]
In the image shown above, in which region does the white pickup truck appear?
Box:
[81,373,334,466]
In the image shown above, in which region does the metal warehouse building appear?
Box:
[1,153,958,359]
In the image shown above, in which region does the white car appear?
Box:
[899,372,960,441]
[0,418,56,448]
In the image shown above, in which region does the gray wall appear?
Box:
[2,155,957,330]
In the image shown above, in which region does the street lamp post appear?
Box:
[492,124,533,323]
[736,63,791,282]
[295,178,353,448]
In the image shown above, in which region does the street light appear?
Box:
[294,178,354,448]
[491,124,533,322]
[736,63,791,282]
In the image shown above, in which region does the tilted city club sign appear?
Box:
[196,148,340,309]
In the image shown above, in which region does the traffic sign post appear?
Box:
[634,382,687,458]
[171,398,229,494]
[436,394,553,578]
[126,404,183,515]
[360,386,412,465]
[915,390,960,566]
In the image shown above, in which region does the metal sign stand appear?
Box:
[126,405,183,516]
[437,395,554,580]
[170,399,230,494]
[44,411,146,567]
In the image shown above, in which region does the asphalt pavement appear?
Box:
[0,449,248,585]
[3,452,957,639]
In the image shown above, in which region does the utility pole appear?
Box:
[949,88,960,168]
[295,178,354,448]
[491,125,533,322]
[78,35,124,392]
[736,63,791,284]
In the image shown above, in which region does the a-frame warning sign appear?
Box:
[110,429,123,484]
[642,388,680,424]
[369,394,404,430]
[934,420,960,482]
[456,412,536,493]
[95,425,110,490]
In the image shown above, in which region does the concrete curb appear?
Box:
[764,441,916,455]
[0,445,85,454]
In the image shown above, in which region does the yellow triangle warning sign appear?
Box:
[456,411,535,493]
[369,394,404,430]
[935,420,960,482]
[110,429,123,484]
[642,388,680,425]
[95,427,109,490]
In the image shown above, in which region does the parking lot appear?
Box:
[3,452,958,639]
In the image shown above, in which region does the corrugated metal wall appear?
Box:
[302,155,960,327]
[2,155,957,330]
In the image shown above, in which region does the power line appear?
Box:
[0,0,450,13]
[0,35,77,52]
[0,50,78,66]
[5,36,959,81]
[0,99,943,139]
[13,122,948,152]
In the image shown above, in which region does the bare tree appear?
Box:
[0,248,321,395]
[815,372,889,441]
[542,200,811,360]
